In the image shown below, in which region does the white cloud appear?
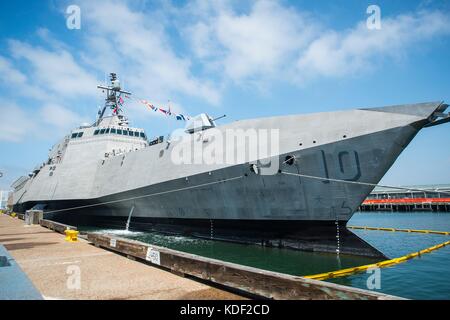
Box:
[0,101,89,143]
[79,0,220,105]
[0,56,27,85]
[40,104,88,130]
[184,0,318,82]
[180,2,450,84]
[0,32,100,140]
[0,102,36,142]
[0,55,50,101]
[9,40,98,99]
[296,10,450,80]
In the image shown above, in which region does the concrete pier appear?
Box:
[0,214,243,300]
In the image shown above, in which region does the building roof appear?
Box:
[372,184,450,194]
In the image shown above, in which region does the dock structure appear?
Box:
[86,232,400,300]
[0,213,400,300]
[0,214,243,300]
[359,184,450,212]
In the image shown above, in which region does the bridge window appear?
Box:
[140,132,146,139]
[77,132,84,138]
[111,128,116,134]
[100,129,106,134]
[71,133,78,138]
[117,129,122,135]
[94,129,99,135]
[134,131,139,137]
[105,128,110,134]
[128,131,134,136]
[122,130,128,136]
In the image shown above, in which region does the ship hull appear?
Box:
[14,121,426,258]
[12,101,447,258]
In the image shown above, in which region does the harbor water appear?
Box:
[80,211,450,300]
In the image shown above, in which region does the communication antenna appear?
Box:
[212,114,226,122]
[96,73,132,125]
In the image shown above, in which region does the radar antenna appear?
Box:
[96,73,132,125]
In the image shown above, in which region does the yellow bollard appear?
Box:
[64,229,79,242]
[11,212,17,218]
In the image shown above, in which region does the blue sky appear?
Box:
[0,0,449,189]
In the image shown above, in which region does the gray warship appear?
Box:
[11,73,450,258]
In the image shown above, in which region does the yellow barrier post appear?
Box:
[64,229,79,242]
[11,212,17,218]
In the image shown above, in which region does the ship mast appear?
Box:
[96,73,132,126]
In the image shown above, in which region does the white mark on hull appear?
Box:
[125,205,135,231]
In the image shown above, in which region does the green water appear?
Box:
[333,212,450,300]
[80,211,450,299]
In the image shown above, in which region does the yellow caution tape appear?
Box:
[304,226,450,281]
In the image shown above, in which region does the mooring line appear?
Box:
[43,175,244,215]
[303,227,450,281]
[279,171,450,196]
[18,163,450,216]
